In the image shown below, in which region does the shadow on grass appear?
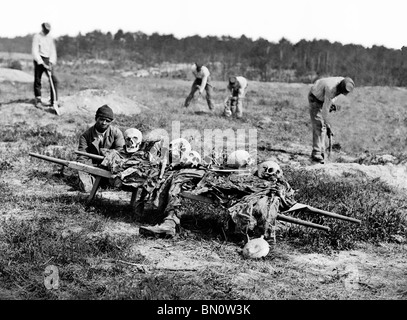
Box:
[37,106,60,116]
[1,98,60,116]
[193,110,213,115]
[1,98,35,105]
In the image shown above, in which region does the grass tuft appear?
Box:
[282,168,407,252]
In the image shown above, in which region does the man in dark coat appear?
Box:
[77,104,124,192]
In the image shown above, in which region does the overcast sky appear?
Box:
[1,0,405,50]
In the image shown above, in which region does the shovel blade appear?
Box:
[53,103,61,116]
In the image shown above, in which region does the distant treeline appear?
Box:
[1,30,407,86]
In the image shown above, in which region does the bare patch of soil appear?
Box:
[59,89,149,117]
[291,243,407,298]
[0,68,32,83]
[130,239,229,271]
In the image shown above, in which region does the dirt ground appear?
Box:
[0,67,33,83]
[0,70,406,300]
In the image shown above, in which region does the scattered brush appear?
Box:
[0,213,134,299]
[0,159,13,171]
[281,167,407,252]
[0,122,64,145]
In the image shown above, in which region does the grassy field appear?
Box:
[0,64,406,302]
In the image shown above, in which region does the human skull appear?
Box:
[242,235,270,259]
[124,128,143,154]
[169,138,191,164]
[180,150,201,167]
[227,150,255,168]
[201,155,213,166]
[257,160,283,180]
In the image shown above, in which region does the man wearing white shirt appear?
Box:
[223,76,248,119]
[32,22,58,109]
[308,76,355,163]
[183,62,215,111]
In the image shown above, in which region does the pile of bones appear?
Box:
[99,129,297,241]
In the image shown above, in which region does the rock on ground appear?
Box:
[0,67,33,83]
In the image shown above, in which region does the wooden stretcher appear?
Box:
[29,152,361,233]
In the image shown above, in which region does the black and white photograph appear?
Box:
[0,0,406,308]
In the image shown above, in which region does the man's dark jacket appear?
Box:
[77,125,124,164]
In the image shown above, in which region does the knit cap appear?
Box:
[96,104,114,120]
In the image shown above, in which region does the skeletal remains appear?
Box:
[124,128,143,153]
[257,160,283,180]
[180,150,202,167]
[227,149,255,168]
[126,133,284,183]
[30,136,363,260]
[242,235,270,259]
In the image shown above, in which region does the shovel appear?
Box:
[46,69,60,116]
[326,124,333,159]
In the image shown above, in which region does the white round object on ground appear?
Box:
[227,150,254,168]
[242,235,270,259]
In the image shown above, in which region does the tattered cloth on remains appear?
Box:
[100,140,172,207]
[190,172,297,237]
[101,150,207,211]
[100,144,297,238]
[164,168,207,213]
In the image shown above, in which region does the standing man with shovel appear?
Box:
[308,76,355,163]
[32,22,60,115]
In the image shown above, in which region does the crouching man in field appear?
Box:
[223,76,248,119]
[76,104,125,192]
[308,76,355,163]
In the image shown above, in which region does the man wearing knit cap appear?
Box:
[76,105,125,192]
[32,22,59,109]
[308,76,355,163]
[224,75,248,119]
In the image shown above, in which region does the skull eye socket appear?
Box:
[125,136,141,153]
[125,136,139,142]
[266,167,275,173]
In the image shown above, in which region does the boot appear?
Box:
[35,97,43,109]
[311,153,324,164]
[223,106,232,117]
[132,201,145,216]
[139,211,180,237]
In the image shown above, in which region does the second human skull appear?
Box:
[180,150,201,167]
[124,128,143,153]
[257,160,283,180]
[227,150,255,168]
